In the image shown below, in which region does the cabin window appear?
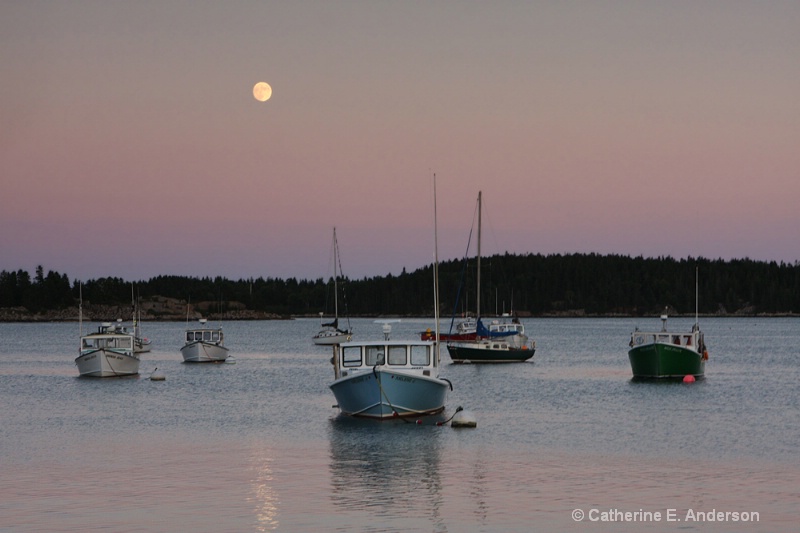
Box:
[203,331,212,342]
[342,346,362,367]
[194,332,202,341]
[410,345,429,366]
[365,346,385,366]
[388,346,407,365]
[212,331,220,342]
[119,338,132,349]
[186,332,193,342]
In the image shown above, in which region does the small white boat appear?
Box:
[313,315,352,345]
[76,321,140,377]
[181,319,229,363]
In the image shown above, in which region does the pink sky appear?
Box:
[2,1,799,282]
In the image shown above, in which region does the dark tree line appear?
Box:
[2,254,799,316]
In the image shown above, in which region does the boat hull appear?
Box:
[75,350,140,377]
[628,343,705,379]
[330,369,449,419]
[181,342,229,363]
[420,331,477,342]
[134,337,152,353]
[447,342,534,363]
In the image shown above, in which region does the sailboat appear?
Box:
[628,268,708,379]
[131,285,151,353]
[313,227,353,345]
[328,175,452,418]
[446,191,535,363]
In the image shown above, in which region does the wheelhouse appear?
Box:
[333,341,438,379]
[185,329,224,344]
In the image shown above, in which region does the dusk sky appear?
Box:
[3,1,798,283]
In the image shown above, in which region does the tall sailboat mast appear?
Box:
[433,174,441,363]
[333,226,339,320]
[476,190,482,319]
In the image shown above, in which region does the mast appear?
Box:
[333,227,339,320]
[131,284,136,331]
[476,191,482,319]
[433,174,441,364]
[79,282,83,352]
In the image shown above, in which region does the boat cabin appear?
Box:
[630,330,700,349]
[487,322,524,335]
[333,341,438,379]
[81,323,133,350]
[185,328,223,345]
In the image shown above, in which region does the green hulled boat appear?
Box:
[628,313,708,379]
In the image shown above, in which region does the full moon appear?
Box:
[253,82,272,102]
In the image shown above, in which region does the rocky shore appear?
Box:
[0,296,289,322]
[1,302,794,322]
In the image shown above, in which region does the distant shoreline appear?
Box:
[1,307,797,322]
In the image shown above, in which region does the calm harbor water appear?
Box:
[1,317,797,532]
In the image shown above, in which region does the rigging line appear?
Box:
[334,231,352,332]
[372,366,409,422]
[448,196,480,334]
[478,195,516,314]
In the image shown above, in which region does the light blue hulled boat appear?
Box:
[330,338,452,419]
[330,174,452,420]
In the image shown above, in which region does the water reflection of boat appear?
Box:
[327,416,445,529]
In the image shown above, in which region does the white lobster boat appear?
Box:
[181,319,230,363]
[76,321,140,377]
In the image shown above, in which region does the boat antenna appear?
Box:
[476,190,482,320]
[695,265,699,330]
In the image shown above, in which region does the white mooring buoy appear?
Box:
[451,409,477,428]
[149,367,166,381]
